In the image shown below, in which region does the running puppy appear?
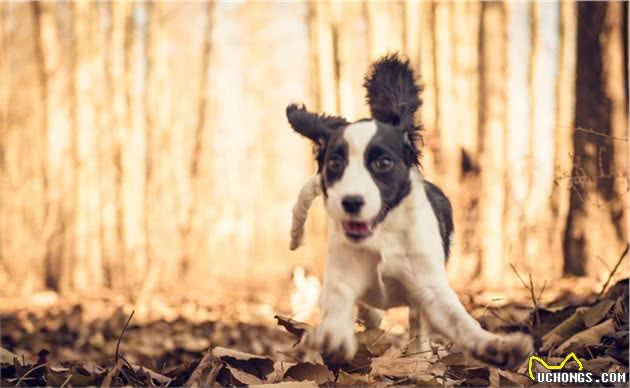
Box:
[286,54,533,369]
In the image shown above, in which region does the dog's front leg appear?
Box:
[399,259,533,369]
[304,241,375,361]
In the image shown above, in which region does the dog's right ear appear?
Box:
[286,104,347,143]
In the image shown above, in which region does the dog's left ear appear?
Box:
[286,104,347,144]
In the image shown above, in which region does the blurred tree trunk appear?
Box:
[119,2,149,288]
[418,1,437,171]
[503,2,531,275]
[523,2,560,275]
[0,2,48,294]
[564,2,628,278]
[550,2,577,274]
[36,2,77,292]
[73,1,105,292]
[448,1,480,280]
[478,2,507,287]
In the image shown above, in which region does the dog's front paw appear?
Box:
[472,332,533,370]
[303,319,357,362]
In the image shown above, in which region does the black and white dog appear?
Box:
[286,54,533,369]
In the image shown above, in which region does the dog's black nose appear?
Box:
[342,195,365,214]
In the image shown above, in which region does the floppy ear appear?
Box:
[286,104,347,143]
[364,53,423,165]
[363,53,422,130]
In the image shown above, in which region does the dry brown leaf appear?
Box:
[0,347,18,365]
[557,319,616,353]
[356,329,391,357]
[223,364,265,385]
[274,315,311,341]
[283,362,334,385]
[581,356,621,374]
[370,356,432,378]
[541,307,587,351]
[337,370,372,385]
[211,346,274,379]
[250,382,318,388]
[583,299,615,327]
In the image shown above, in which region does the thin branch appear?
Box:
[597,244,629,300]
[575,126,629,142]
[115,310,135,364]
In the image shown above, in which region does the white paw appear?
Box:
[303,319,357,361]
[472,332,534,370]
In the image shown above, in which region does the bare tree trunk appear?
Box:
[478,2,507,287]
[36,2,76,293]
[523,2,560,276]
[418,1,437,172]
[0,2,48,295]
[564,2,628,278]
[550,1,577,275]
[603,2,629,245]
[244,2,312,278]
[448,1,481,280]
[120,2,149,288]
[142,2,206,296]
[332,2,369,120]
[72,1,105,292]
[502,2,531,273]
[433,2,458,196]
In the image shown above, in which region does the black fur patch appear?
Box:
[365,121,412,224]
[363,54,423,166]
[320,129,349,197]
[423,181,454,259]
[285,104,349,172]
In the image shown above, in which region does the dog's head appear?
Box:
[287,54,422,243]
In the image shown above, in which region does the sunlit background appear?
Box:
[1,1,628,308]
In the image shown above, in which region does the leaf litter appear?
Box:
[0,278,627,387]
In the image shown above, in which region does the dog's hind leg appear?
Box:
[357,303,384,329]
[406,308,432,356]
[289,174,322,250]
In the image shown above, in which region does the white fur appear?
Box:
[324,121,381,224]
[304,169,533,368]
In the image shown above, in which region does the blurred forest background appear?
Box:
[1,1,628,300]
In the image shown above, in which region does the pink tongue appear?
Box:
[347,222,369,234]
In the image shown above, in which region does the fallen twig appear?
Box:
[597,244,629,300]
[15,363,47,387]
[115,310,135,364]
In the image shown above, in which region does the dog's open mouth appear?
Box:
[342,221,373,241]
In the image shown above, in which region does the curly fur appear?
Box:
[363,54,423,165]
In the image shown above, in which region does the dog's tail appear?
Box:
[290,174,322,250]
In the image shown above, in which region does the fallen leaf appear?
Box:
[541,307,587,351]
[583,299,615,327]
[337,370,371,385]
[284,362,334,385]
[356,329,391,357]
[0,347,18,365]
[370,357,432,378]
[250,382,318,388]
[557,319,616,353]
[274,315,311,341]
[211,346,274,379]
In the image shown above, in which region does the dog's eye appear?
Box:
[372,156,394,171]
[326,158,343,172]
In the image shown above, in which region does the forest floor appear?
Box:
[0,274,628,387]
